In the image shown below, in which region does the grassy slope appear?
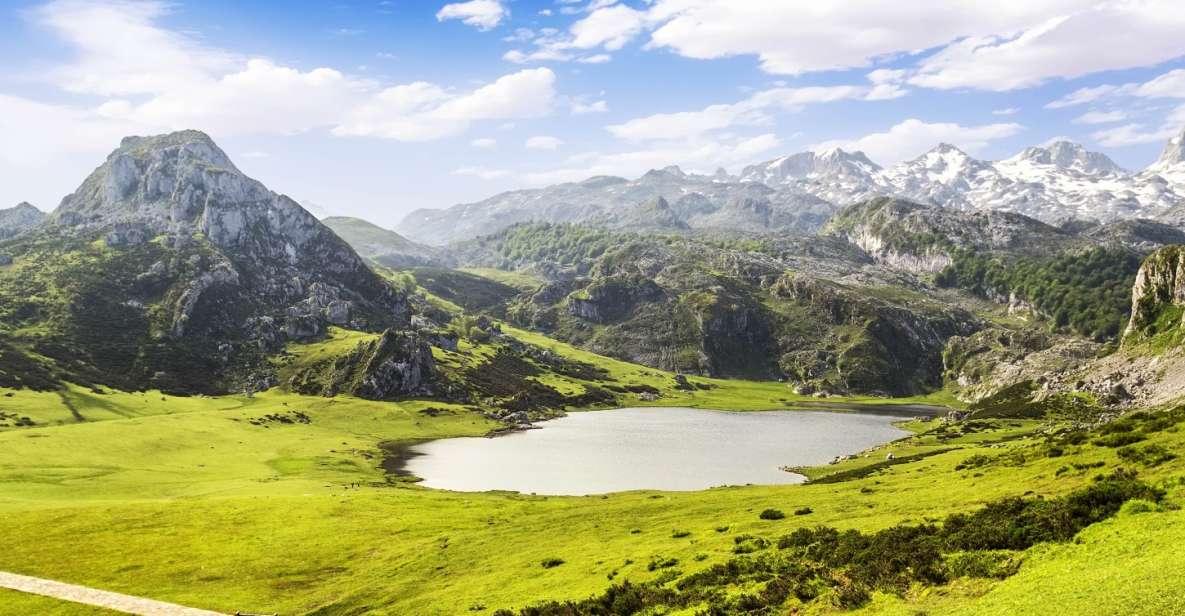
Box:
[1,328,1182,614]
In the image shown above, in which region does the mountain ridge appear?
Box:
[398,131,1185,245]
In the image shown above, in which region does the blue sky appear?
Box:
[2,0,1185,227]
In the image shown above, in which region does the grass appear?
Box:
[0,589,121,615]
[1,328,1181,614]
[458,267,544,291]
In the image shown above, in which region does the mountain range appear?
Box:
[399,128,1185,245]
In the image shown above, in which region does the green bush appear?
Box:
[503,471,1161,615]
[1117,444,1177,467]
[936,246,1141,340]
[1093,433,1146,447]
[759,508,786,520]
[540,558,564,569]
[946,550,1022,579]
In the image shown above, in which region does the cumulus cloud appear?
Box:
[811,118,1024,166]
[19,0,556,146]
[992,107,1019,116]
[525,135,564,150]
[471,137,497,148]
[436,0,507,31]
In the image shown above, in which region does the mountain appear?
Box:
[823,196,1082,273]
[0,202,45,241]
[322,216,443,268]
[397,168,836,245]
[455,221,978,395]
[0,130,412,393]
[738,148,885,204]
[400,134,1185,245]
[1145,127,1185,190]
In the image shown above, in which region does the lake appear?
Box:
[391,406,917,495]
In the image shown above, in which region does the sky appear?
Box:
[2,0,1185,228]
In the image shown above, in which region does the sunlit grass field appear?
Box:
[1,328,1182,615]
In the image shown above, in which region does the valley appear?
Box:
[4,127,1185,615]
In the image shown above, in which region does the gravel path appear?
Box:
[0,571,230,615]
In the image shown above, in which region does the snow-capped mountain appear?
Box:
[398,130,1185,244]
[1145,127,1185,191]
[398,165,836,245]
[739,148,885,205]
[746,138,1185,224]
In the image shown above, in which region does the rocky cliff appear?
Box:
[0,202,45,241]
[1125,245,1185,339]
[0,131,411,393]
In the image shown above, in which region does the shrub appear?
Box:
[955,454,992,471]
[1117,444,1177,467]
[794,507,814,516]
[502,471,1161,615]
[946,550,1022,579]
[1093,432,1146,447]
[759,508,786,520]
[647,556,678,571]
[670,529,691,538]
[540,558,564,569]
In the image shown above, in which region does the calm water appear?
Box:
[396,407,913,495]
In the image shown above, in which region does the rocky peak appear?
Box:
[0,201,46,240]
[1125,245,1185,340]
[1152,128,1185,168]
[45,129,410,354]
[739,148,882,185]
[1011,141,1124,175]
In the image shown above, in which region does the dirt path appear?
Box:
[0,571,230,615]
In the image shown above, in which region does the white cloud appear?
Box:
[1043,68,1185,146]
[607,84,900,142]
[866,69,906,84]
[1045,84,1131,109]
[992,107,1019,116]
[523,133,781,186]
[436,0,507,31]
[811,118,1024,166]
[1135,69,1185,98]
[8,0,558,155]
[571,99,609,114]
[35,0,235,96]
[507,1,1185,94]
[910,2,1185,91]
[1073,110,1128,125]
[0,94,137,165]
[525,135,564,150]
[577,54,612,64]
[471,137,497,148]
[1091,121,1181,147]
[567,3,648,50]
[335,68,557,140]
[644,1,1083,76]
[453,165,511,179]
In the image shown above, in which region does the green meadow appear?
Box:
[1,329,1183,615]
